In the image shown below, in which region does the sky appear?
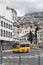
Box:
[0,0,43,16]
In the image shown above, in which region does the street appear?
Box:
[1,48,43,65]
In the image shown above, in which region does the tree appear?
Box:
[27,31,34,44]
[35,26,40,44]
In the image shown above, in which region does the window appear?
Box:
[1,21,3,27]
[6,31,8,37]
[4,30,5,37]
[9,32,12,38]
[20,44,30,47]
[4,22,6,27]
[27,31,28,32]
[9,24,10,29]
[20,44,25,47]
[9,32,10,38]
[38,35,39,37]
[1,29,3,36]
[38,32,39,33]
[13,44,19,48]
[6,23,8,28]
[7,31,8,37]
[11,25,12,30]
[11,33,12,38]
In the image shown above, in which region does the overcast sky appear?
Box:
[0,0,43,16]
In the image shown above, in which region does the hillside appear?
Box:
[25,11,43,16]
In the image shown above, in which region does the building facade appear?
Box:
[0,4,17,50]
[0,16,14,50]
[0,4,17,22]
[37,28,43,45]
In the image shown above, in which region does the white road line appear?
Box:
[21,64,29,65]
[3,57,8,59]
[7,56,13,59]
[3,54,43,59]
[2,56,34,59]
[13,56,19,58]
[21,56,27,58]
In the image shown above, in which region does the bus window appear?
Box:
[20,44,30,47]
[20,44,25,47]
[25,44,30,47]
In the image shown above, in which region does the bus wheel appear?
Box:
[22,50,23,53]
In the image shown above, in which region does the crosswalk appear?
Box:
[2,54,43,59]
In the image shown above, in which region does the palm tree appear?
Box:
[27,31,34,44]
[35,26,40,44]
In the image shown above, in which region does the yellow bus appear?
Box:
[12,42,30,53]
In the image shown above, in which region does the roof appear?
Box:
[6,6,17,15]
[0,16,13,23]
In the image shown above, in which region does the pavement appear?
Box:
[1,53,43,65]
[1,48,43,65]
[2,49,12,52]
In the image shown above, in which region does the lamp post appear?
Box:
[19,54,21,65]
[38,48,40,65]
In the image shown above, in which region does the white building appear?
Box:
[13,21,19,41]
[37,28,43,45]
[0,16,13,41]
[0,4,17,50]
[0,4,17,22]
[0,16,14,50]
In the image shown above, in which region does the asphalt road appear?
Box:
[1,48,43,65]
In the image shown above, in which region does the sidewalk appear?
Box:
[2,49,12,53]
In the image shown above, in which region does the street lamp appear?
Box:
[38,48,40,65]
[19,54,21,65]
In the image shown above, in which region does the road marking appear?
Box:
[3,54,43,59]
[2,63,16,65]
[7,56,13,59]
[2,63,29,65]
[13,56,19,58]
[3,57,8,59]
[2,56,35,59]
[21,64,29,65]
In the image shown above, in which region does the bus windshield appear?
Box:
[13,43,20,48]
[13,43,30,48]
